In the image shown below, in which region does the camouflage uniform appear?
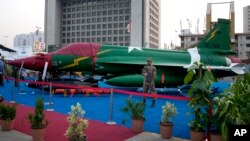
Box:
[142,58,157,107]
[142,65,156,93]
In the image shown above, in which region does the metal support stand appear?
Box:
[10,82,16,103]
[18,61,26,95]
[106,88,116,125]
[46,83,54,111]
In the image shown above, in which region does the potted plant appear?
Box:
[0,103,17,131]
[210,94,223,141]
[120,98,146,132]
[213,73,250,141]
[64,102,89,141]
[159,101,178,139]
[28,97,48,141]
[184,62,215,141]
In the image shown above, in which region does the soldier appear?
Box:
[142,57,157,107]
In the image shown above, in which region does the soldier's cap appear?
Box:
[146,58,152,62]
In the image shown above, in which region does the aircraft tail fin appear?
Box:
[197,19,231,51]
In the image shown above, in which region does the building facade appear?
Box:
[236,33,250,60]
[179,33,250,60]
[243,5,250,33]
[13,32,45,57]
[45,0,161,52]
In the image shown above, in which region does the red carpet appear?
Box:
[11,102,138,141]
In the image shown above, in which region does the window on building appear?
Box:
[97,18,101,22]
[119,9,124,14]
[103,11,107,15]
[108,30,112,35]
[119,23,124,28]
[119,16,124,21]
[108,24,112,28]
[108,10,112,15]
[246,51,250,58]
[125,16,129,20]
[97,24,101,29]
[108,37,112,42]
[125,9,130,14]
[119,30,123,34]
[97,11,101,16]
[126,36,130,41]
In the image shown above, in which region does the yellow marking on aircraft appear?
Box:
[59,49,112,69]
[59,56,89,69]
[206,28,220,42]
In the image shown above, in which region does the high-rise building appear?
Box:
[13,32,45,57]
[13,32,44,48]
[45,0,161,52]
[243,5,250,33]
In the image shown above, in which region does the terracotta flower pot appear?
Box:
[189,129,205,141]
[159,122,173,139]
[210,133,222,141]
[131,118,144,132]
[0,119,15,131]
[31,128,45,141]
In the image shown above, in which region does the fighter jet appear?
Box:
[7,19,250,88]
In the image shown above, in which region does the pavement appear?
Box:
[0,125,32,141]
[0,125,190,141]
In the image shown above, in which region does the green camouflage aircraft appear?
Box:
[8,19,250,88]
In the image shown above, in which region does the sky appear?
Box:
[0,0,250,49]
